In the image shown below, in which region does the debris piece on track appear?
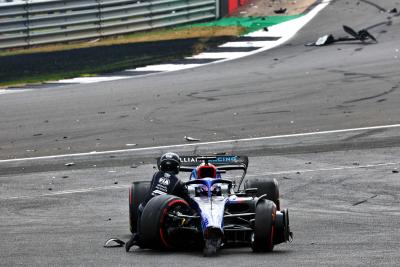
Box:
[184,136,200,142]
[274,7,287,14]
[104,238,125,248]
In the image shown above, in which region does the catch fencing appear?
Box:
[0,0,219,49]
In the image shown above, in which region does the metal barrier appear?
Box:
[0,0,219,49]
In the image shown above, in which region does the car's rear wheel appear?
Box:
[129,181,150,233]
[251,199,276,252]
[139,194,190,250]
[244,178,280,210]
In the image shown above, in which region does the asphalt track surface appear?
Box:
[1,0,400,266]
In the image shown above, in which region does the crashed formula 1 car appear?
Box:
[128,155,292,256]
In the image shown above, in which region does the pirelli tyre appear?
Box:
[251,199,276,252]
[129,181,150,233]
[139,194,190,250]
[244,178,280,210]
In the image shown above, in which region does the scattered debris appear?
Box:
[306,24,383,46]
[184,136,200,142]
[126,144,137,147]
[104,238,125,248]
[65,162,75,167]
[312,34,335,46]
[274,7,287,14]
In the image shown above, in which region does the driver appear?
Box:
[125,152,190,252]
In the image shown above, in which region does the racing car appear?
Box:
[129,155,292,256]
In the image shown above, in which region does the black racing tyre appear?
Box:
[244,178,280,210]
[129,181,150,233]
[139,194,190,250]
[251,199,276,252]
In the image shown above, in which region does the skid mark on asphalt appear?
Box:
[1,161,398,201]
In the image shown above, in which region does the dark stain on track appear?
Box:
[344,128,387,141]
[252,110,292,115]
[343,84,398,104]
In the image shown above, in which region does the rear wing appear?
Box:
[156,155,248,172]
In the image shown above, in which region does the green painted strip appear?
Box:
[182,15,303,34]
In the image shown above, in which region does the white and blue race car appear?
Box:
[129,155,292,256]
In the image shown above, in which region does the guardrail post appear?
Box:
[96,0,102,37]
[149,0,153,29]
[24,0,30,47]
[215,0,220,18]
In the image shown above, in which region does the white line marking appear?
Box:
[187,52,251,59]
[54,76,132,84]
[219,41,269,48]
[132,64,202,72]
[0,123,399,164]
[0,184,129,200]
[2,161,398,200]
[247,162,400,176]
[0,89,32,95]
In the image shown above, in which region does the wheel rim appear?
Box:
[159,199,189,249]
